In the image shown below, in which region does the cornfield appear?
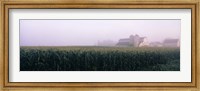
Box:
[20,46,180,71]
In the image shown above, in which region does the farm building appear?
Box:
[149,42,163,47]
[163,39,180,47]
[116,34,149,47]
[97,40,116,46]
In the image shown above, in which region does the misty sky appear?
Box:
[20,20,180,46]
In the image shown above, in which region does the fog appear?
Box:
[20,20,180,46]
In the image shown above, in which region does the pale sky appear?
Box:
[20,19,180,46]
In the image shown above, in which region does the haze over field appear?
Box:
[20,20,180,46]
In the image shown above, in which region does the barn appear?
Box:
[116,34,149,47]
[163,39,180,47]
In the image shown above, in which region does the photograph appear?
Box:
[20,19,180,71]
[1,0,198,90]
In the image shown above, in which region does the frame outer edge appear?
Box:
[197,1,200,90]
[1,1,199,5]
[191,3,197,87]
[4,2,9,88]
[0,1,3,90]
[0,1,199,91]
[1,1,5,90]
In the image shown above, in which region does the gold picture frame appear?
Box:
[0,0,199,91]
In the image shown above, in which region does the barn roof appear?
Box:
[163,39,179,43]
[116,42,129,45]
[118,38,130,42]
[139,37,146,41]
[150,42,162,45]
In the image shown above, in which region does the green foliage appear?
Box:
[20,46,180,71]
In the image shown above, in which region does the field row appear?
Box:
[20,47,180,71]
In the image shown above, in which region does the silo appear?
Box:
[133,34,140,47]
